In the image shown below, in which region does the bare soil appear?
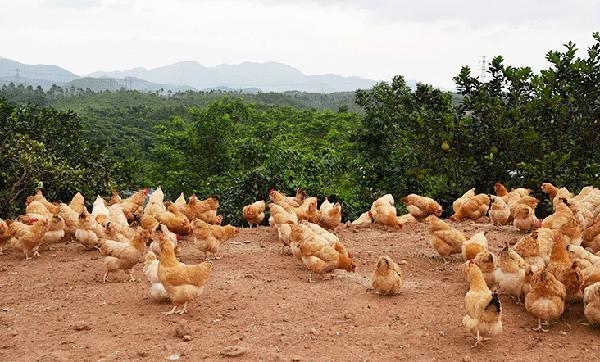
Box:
[1,220,598,361]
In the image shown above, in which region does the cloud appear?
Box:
[42,0,103,9]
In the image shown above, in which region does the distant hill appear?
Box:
[0,56,386,93]
[89,61,379,92]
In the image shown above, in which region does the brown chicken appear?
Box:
[30,190,60,215]
[525,267,566,332]
[463,261,502,347]
[494,246,530,302]
[243,200,267,227]
[546,236,584,302]
[25,200,52,218]
[541,183,573,210]
[180,194,219,223]
[292,224,355,282]
[371,256,403,295]
[351,211,373,226]
[450,191,490,221]
[582,214,600,252]
[489,195,510,226]
[157,230,213,315]
[68,192,86,214]
[9,218,49,259]
[100,228,150,283]
[426,215,467,260]
[119,188,148,221]
[542,199,582,245]
[74,211,100,249]
[584,282,600,325]
[0,218,11,255]
[513,204,539,233]
[191,219,239,259]
[292,197,318,222]
[319,198,342,230]
[513,234,545,272]
[371,194,402,228]
[155,201,192,236]
[400,194,442,220]
[470,251,498,288]
[462,232,488,261]
[269,188,306,208]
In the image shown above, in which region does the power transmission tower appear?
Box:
[479,56,487,82]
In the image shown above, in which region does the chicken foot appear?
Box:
[533,319,549,333]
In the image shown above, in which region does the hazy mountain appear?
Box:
[89,61,378,92]
[1,56,383,93]
[0,57,78,83]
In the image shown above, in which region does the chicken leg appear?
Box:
[163,305,179,315]
[533,318,549,332]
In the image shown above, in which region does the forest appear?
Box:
[1,33,599,223]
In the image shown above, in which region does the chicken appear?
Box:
[100,228,149,283]
[74,211,100,249]
[371,194,402,228]
[180,194,219,222]
[269,203,297,248]
[494,246,530,303]
[191,219,239,259]
[462,232,488,261]
[110,191,122,205]
[119,188,148,221]
[0,219,12,255]
[174,192,186,209]
[541,183,573,210]
[68,192,86,214]
[269,188,306,208]
[149,224,180,257]
[301,221,339,245]
[9,218,49,259]
[397,213,417,225]
[489,195,510,226]
[243,200,267,228]
[59,203,80,236]
[451,192,490,221]
[351,211,372,226]
[143,251,170,302]
[30,190,60,215]
[583,282,600,325]
[107,204,129,227]
[462,261,502,347]
[470,251,498,288]
[426,215,467,260]
[157,230,213,315]
[144,187,166,216]
[525,267,566,332]
[41,215,66,246]
[545,235,584,302]
[567,244,600,267]
[534,228,559,264]
[371,256,402,295]
[319,198,342,230]
[155,201,192,236]
[400,194,442,220]
[513,234,545,272]
[25,200,52,218]
[582,214,600,252]
[542,199,582,245]
[513,204,539,233]
[91,196,109,225]
[292,197,318,222]
[292,224,355,282]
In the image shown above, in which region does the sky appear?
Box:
[1,0,599,89]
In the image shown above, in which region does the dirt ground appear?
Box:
[1,220,598,361]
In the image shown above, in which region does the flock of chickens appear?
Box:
[1,182,599,347]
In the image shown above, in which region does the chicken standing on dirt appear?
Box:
[243,200,266,228]
[371,194,402,228]
[525,267,566,332]
[156,230,213,315]
[426,215,467,261]
[371,256,402,295]
[583,282,600,325]
[489,195,510,226]
[462,232,488,261]
[100,228,149,283]
[451,189,490,221]
[9,218,49,259]
[143,251,170,302]
[319,198,342,230]
[0,218,11,255]
[462,261,502,347]
[191,219,239,259]
[513,204,539,233]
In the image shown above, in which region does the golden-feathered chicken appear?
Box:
[191,219,239,259]
[489,195,510,226]
[119,188,148,221]
[9,218,49,259]
[542,199,582,245]
[525,267,566,332]
[462,261,502,347]
[371,194,402,228]
[400,194,442,220]
[243,200,267,228]
[41,215,66,246]
[30,190,60,215]
[513,233,545,272]
[450,191,490,221]
[541,183,573,210]
[291,224,355,282]
[68,192,86,214]
[583,282,600,325]
[155,201,192,236]
[494,246,530,303]
[470,251,498,288]
[0,218,12,255]
[462,232,488,261]
[319,198,342,230]
[157,230,213,315]
[100,228,149,283]
[75,211,101,249]
[513,204,539,233]
[351,211,372,226]
[269,188,306,208]
[371,256,402,295]
[143,251,170,302]
[426,215,467,260]
[92,196,109,225]
[546,236,584,302]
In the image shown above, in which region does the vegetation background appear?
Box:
[1,33,599,224]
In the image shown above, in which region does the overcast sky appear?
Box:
[2,0,599,89]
